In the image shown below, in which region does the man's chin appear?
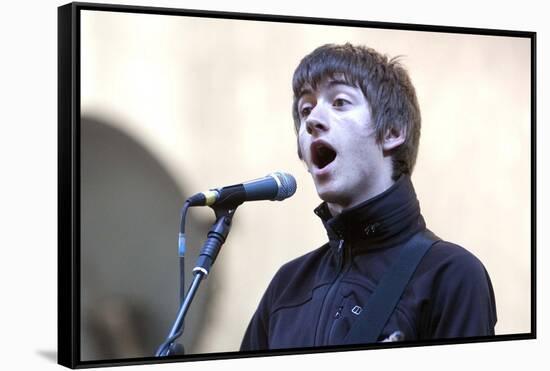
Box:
[315,187,345,206]
[315,184,357,214]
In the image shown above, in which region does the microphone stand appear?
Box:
[155,206,236,357]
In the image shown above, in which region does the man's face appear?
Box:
[297,77,394,214]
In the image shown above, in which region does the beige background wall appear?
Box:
[80,10,531,355]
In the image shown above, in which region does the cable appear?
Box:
[178,200,191,257]
[155,200,191,357]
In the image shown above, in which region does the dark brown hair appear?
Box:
[292,43,421,180]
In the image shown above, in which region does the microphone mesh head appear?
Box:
[272,172,297,201]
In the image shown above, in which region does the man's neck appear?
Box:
[326,176,396,216]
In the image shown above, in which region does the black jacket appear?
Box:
[240,176,497,350]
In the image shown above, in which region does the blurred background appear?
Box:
[79,10,531,360]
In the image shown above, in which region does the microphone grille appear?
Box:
[272,172,297,201]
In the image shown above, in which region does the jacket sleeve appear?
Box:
[240,303,269,351]
[240,275,276,351]
[426,247,497,339]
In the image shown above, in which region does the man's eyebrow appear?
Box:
[297,79,354,100]
[326,79,354,89]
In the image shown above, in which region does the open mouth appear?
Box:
[310,141,337,170]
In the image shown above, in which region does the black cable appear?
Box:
[178,201,190,304]
[155,200,191,357]
[179,200,191,244]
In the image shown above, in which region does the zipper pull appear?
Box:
[334,305,344,319]
[335,239,345,270]
[337,239,344,252]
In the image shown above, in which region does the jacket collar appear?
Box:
[314,175,426,251]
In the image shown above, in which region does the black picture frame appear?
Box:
[58,2,537,368]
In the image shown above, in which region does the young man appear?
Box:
[241,43,497,350]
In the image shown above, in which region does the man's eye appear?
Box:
[333,98,349,107]
[300,106,312,117]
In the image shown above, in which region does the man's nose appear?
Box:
[305,104,329,135]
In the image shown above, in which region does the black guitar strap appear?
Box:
[342,229,440,345]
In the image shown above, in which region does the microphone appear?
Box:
[186,172,297,209]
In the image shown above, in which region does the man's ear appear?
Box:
[382,126,406,152]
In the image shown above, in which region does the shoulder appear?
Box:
[424,240,488,275]
[417,238,493,294]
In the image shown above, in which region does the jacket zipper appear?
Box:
[314,239,349,346]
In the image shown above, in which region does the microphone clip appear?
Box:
[192,208,235,277]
